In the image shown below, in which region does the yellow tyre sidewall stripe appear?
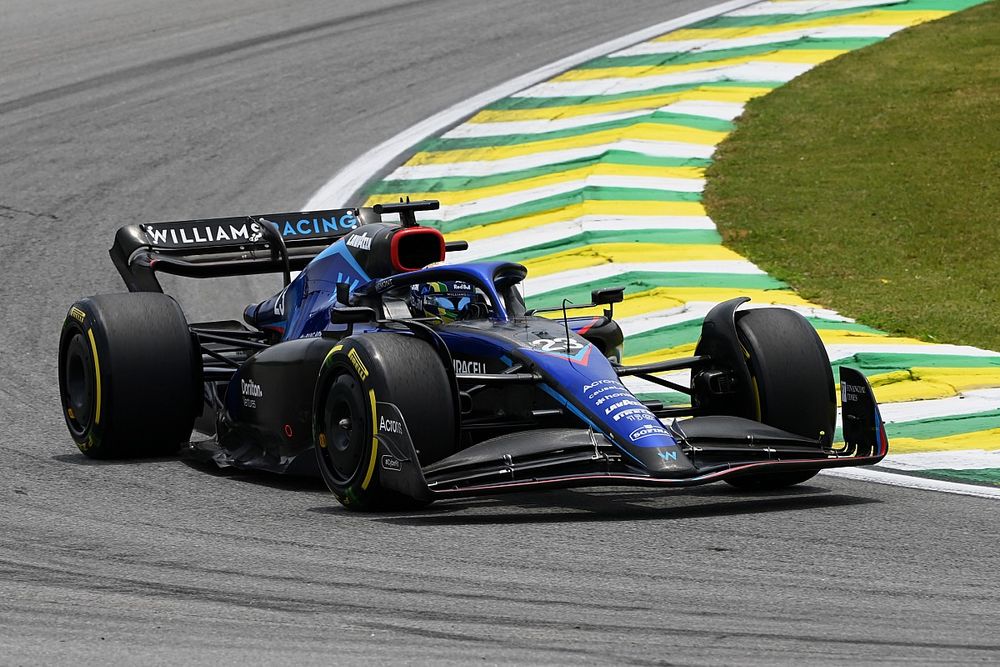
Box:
[87,328,102,426]
[361,388,378,490]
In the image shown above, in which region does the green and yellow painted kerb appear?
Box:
[362,0,998,486]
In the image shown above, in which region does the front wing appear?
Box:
[374,367,888,501]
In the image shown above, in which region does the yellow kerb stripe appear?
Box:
[452,201,708,242]
[368,164,705,207]
[865,367,1000,404]
[470,87,770,123]
[536,287,810,321]
[406,124,728,165]
[552,49,845,82]
[656,9,948,42]
[521,243,743,278]
[886,429,1000,454]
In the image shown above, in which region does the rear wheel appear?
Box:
[313,334,456,511]
[58,293,200,459]
[726,308,835,490]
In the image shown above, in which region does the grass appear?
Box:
[704,0,1000,350]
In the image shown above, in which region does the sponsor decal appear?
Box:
[381,454,401,471]
[595,391,630,407]
[588,385,624,400]
[280,212,357,238]
[583,379,619,394]
[612,408,649,422]
[657,449,678,462]
[603,399,642,415]
[69,306,86,323]
[346,231,373,251]
[529,337,583,352]
[453,359,488,374]
[379,415,404,435]
[143,211,357,247]
[375,277,394,292]
[842,382,867,402]
[525,337,593,365]
[273,287,287,317]
[347,348,369,381]
[146,221,263,246]
[629,425,671,442]
[241,378,262,409]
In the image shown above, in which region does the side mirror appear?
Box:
[591,286,625,306]
[336,282,351,305]
[330,306,377,325]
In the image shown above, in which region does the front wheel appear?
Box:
[313,333,457,511]
[725,307,835,490]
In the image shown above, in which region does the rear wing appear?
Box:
[110,207,380,292]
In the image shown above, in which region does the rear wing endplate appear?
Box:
[110,207,379,292]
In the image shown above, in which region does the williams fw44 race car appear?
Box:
[58,200,888,510]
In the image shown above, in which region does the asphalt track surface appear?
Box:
[1,1,998,663]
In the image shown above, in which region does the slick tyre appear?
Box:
[58,293,200,459]
[313,334,457,511]
[727,308,836,490]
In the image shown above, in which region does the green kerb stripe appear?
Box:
[634,391,690,406]
[580,37,880,70]
[418,112,733,153]
[830,353,1000,374]
[884,409,1000,441]
[427,187,702,234]
[483,230,723,263]
[484,81,783,111]
[622,317,884,358]
[688,0,972,29]
[366,153,710,196]
[525,273,787,309]
[911,469,1000,487]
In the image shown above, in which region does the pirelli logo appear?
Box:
[348,348,369,381]
[70,307,86,323]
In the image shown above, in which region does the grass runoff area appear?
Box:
[705,1,1000,350]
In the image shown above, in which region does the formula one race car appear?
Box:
[58,200,888,510]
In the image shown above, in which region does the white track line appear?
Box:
[384,140,717,181]
[660,100,746,120]
[524,261,764,296]
[515,62,814,99]
[822,467,1000,499]
[424,175,705,223]
[615,25,903,56]
[727,0,906,16]
[461,215,717,260]
[303,0,760,208]
[444,109,654,138]
[881,449,1000,470]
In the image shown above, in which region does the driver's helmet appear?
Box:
[409,280,489,322]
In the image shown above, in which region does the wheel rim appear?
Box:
[318,376,367,485]
[62,333,93,436]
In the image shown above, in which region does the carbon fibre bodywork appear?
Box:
[105,200,887,501]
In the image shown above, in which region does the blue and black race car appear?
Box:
[58,200,888,510]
